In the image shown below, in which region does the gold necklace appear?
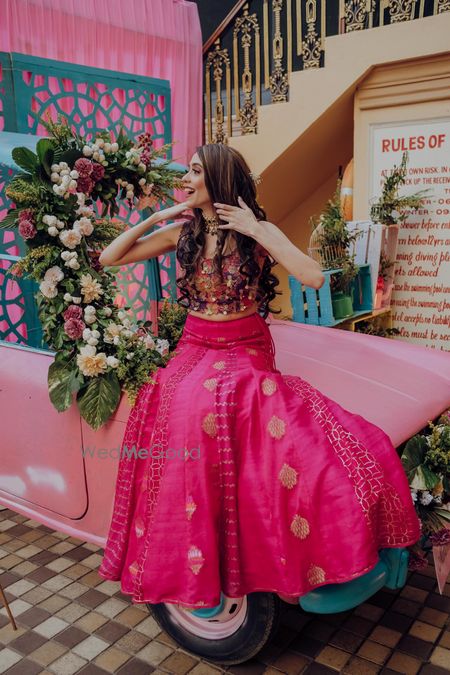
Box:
[202,214,219,235]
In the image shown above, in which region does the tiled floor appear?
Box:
[0,506,449,675]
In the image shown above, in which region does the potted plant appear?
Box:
[309,179,361,271]
[375,251,396,309]
[370,151,428,226]
[329,255,359,320]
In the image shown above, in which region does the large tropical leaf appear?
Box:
[36,138,56,177]
[77,371,121,430]
[11,147,38,173]
[0,209,20,230]
[401,435,428,477]
[48,362,80,412]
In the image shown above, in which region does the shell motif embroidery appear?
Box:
[129,560,139,576]
[268,415,286,439]
[261,377,277,396]
[186,495,197,520]
[278,463,298,489]
[202,412,217,438]
[290,514,310,539]
[203,378,218,392]
[188,545,205,575]
[308,564,326,586]
[213,360,226,370]
[134,515,145,538]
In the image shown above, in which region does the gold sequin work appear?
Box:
[203,378,218,391]
[261,377,277,396]
[134,516,145,538]
[186,495,197,520]
[268,415,286,439]
[278,463,298,489]
[213,360,226,370]
[129,560,139,576]
[290,515,310,539]
[308,564,326,585]
[202,412,217,438]
[188,546,205,575]
[246,348,258,356]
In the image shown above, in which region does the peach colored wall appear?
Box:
[269,173,344,318]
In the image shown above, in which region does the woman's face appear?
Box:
[181,153,212,210]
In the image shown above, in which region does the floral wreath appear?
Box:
[1,115,187,430]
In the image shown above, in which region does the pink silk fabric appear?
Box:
[98,312,421,609]
[0,0,202,164]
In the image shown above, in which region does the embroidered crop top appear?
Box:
[181,245,267,316]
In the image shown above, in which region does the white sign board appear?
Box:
[370,119,450,351]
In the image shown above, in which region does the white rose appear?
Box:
[48,226,59,237]
[79,344,96,357]
[126,191,134,199]
[84,314,96,325]
[103,143,111,153]
[155,339,170,356]
[59,229,82,249]
[103,307,112,317]
[92,151,100,161]
[51,164,60,173]
[107,356,119,368]
[72,296,82,304]
[60,169,70,177]
[83,145,93,157]
[92,330,100,338]
[63,293,72,302]
[39,280,58,298]
[84,305,96,314]
[60,162,69,170]
[51,172,60,183]
[111,142,119,153]
[82,328,92,340]
[44,266,64,284]
[113,335,120,345]
[69,180,77,190]
[56,220,65,230]
[43,215,57,226]
[69,260,80,270]
[87,337,98,346]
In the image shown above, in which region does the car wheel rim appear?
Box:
[165,595,248,639]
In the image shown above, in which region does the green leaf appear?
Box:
[435,508,450,522]
[401,435,428,476]
[0,209,20,230]
[77,371,121,430]
[420,464,440,491]
[48,362,79,412]
[36,138,55,176]
[11,147,38,173]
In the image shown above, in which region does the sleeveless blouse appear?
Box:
[181,245,267,316]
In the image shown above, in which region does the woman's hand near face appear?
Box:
[214,196,259,238]
[152,201,192,225]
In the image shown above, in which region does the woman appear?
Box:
[97,143,420,610]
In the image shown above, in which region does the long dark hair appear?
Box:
[176,144,281,318]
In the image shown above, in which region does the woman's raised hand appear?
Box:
[153,201,192,225]
[214,197,258,238]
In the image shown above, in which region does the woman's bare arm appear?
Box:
[254,220,325,290]
[98,202,189,267]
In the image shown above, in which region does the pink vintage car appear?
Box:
[1,313,450,663]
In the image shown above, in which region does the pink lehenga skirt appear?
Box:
[98,311,421,609]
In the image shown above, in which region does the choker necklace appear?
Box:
[202,214,219,235]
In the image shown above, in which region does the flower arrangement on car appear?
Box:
[401,408,450,583]
[1,115,186,430]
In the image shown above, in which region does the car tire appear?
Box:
[147,592,282,666]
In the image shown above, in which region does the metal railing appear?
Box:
[203,0,450,142]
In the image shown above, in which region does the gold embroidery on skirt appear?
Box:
[308,564,326,585]
[213,360,226,370]
[278,463,298,489]
[186,495,197,520]
[135,516,145,538]
[268,415,286,439]
[202,412,217,437]
[246,347,258,355]
[216,337,226,342]
[262,377,277,396]
[188,545,205,575]
[203,378,218,391]
[290,514,310,539]
[129,560,139,576]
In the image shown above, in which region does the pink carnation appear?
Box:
[407,551,428,571]
[74,157,94,177]
[19,209,35,224]
[18,219,37,239]
[77,176,94,196]
[91,162,105,182]
[64,318,85,340]
[63,305,83,321]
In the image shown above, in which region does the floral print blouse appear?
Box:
[182,245,267,316]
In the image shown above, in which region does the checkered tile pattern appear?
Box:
[0,506,449,674]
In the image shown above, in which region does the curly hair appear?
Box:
[176,144,281,319]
